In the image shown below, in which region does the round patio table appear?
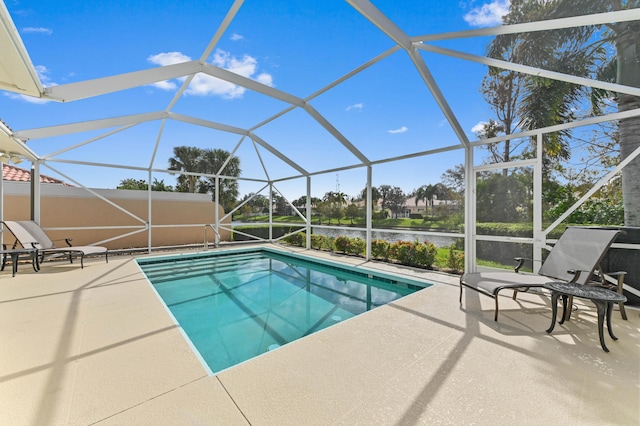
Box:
[544,282,627,352]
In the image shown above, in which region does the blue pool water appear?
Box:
[137,248,430,373]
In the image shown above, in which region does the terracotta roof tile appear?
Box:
[2,163,70,185]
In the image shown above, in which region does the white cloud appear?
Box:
[464,0,510,27]
[22,27,53,35]
[438,119,448,127]
[4,64,56,104]
[230,33,244,41]
[256,73,273,86]
[471,121,487,134]
[148,51,191,66]
[346,103,363,111]
[4,92,49,104]
[35,65,53,85]
[388,126,408,134]
[147,49,274,99]
[151,80,178,91]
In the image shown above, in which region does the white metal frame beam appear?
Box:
[44,61,203,102]
[415,43,640,98]
[347,0,470,148]
[413,9,640,42]
[0,1,43,96]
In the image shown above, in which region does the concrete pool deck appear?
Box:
[1,244,638,425]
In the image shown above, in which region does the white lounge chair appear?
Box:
[2,220,108,268]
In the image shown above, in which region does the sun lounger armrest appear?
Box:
[513,257,541,273]
[566,269,590,283]
[51,237,74,247]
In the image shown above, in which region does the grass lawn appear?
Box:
[237,215,462,230]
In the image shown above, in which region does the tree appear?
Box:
[476,171,533,223]
[489,0,640,225]
[344,204,363,225]
[414,185,430,215]
[117,178,148,190]
[151,178,174,192]
[385,186,407,219]
[117,178,173,191]
[315,200,330,224]
[433,182,450,205]
[272,194,289,215]
[323,191,347,224]
[198,148,241,212]
[378,185,393,213]
[441,165,465,194]
[168,146,202,193]
[479,62,524,168]
[239,193,269,215]
[169,146,241,211]
[415,183,448,215]
[292,196,307,209]
[360,186,381,211]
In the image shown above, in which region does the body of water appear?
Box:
[311,227,458,248]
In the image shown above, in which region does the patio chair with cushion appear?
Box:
[2,220,108,268]
[460,227,621,321]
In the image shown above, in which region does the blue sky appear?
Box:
[1,0,510,201]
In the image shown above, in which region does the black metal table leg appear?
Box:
[546,291,559,333]
[10,252,19,277]
[559,294,569,325]
[593,300,609,353]
[31,250,40,272]
[605,301,618,341]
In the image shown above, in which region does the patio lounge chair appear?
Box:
[460,227,621,321]
[2,220,108,268]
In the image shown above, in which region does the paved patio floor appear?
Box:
[1,244,638,425]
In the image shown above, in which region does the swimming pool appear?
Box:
[137,248,431,374]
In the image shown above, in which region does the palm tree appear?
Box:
[414,185,430,215]
[168,146,202,193]
[323,191,347,224]
[489,0,640,225]
[416,184,443,215]
[198,148,241,212]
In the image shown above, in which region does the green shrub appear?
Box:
[324,236,335,252]
[333,236,366,255]
[414,240,437,268]
[283,232,305,247]
[446,244,464,273]
[388,240,414,265]
[310,234,325,250]
[347,237,366,256]
[389,240,437,269]
[334,235,350,253]
[371,239,389,260]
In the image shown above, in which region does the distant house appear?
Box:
[402,196,428,217]
[401,196,460,218]
[2,163,70,185]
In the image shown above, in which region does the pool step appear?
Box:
[139,253,266,282]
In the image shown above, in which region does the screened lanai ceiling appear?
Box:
[1,0,639,199]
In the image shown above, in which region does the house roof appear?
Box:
[2,163,69,185]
